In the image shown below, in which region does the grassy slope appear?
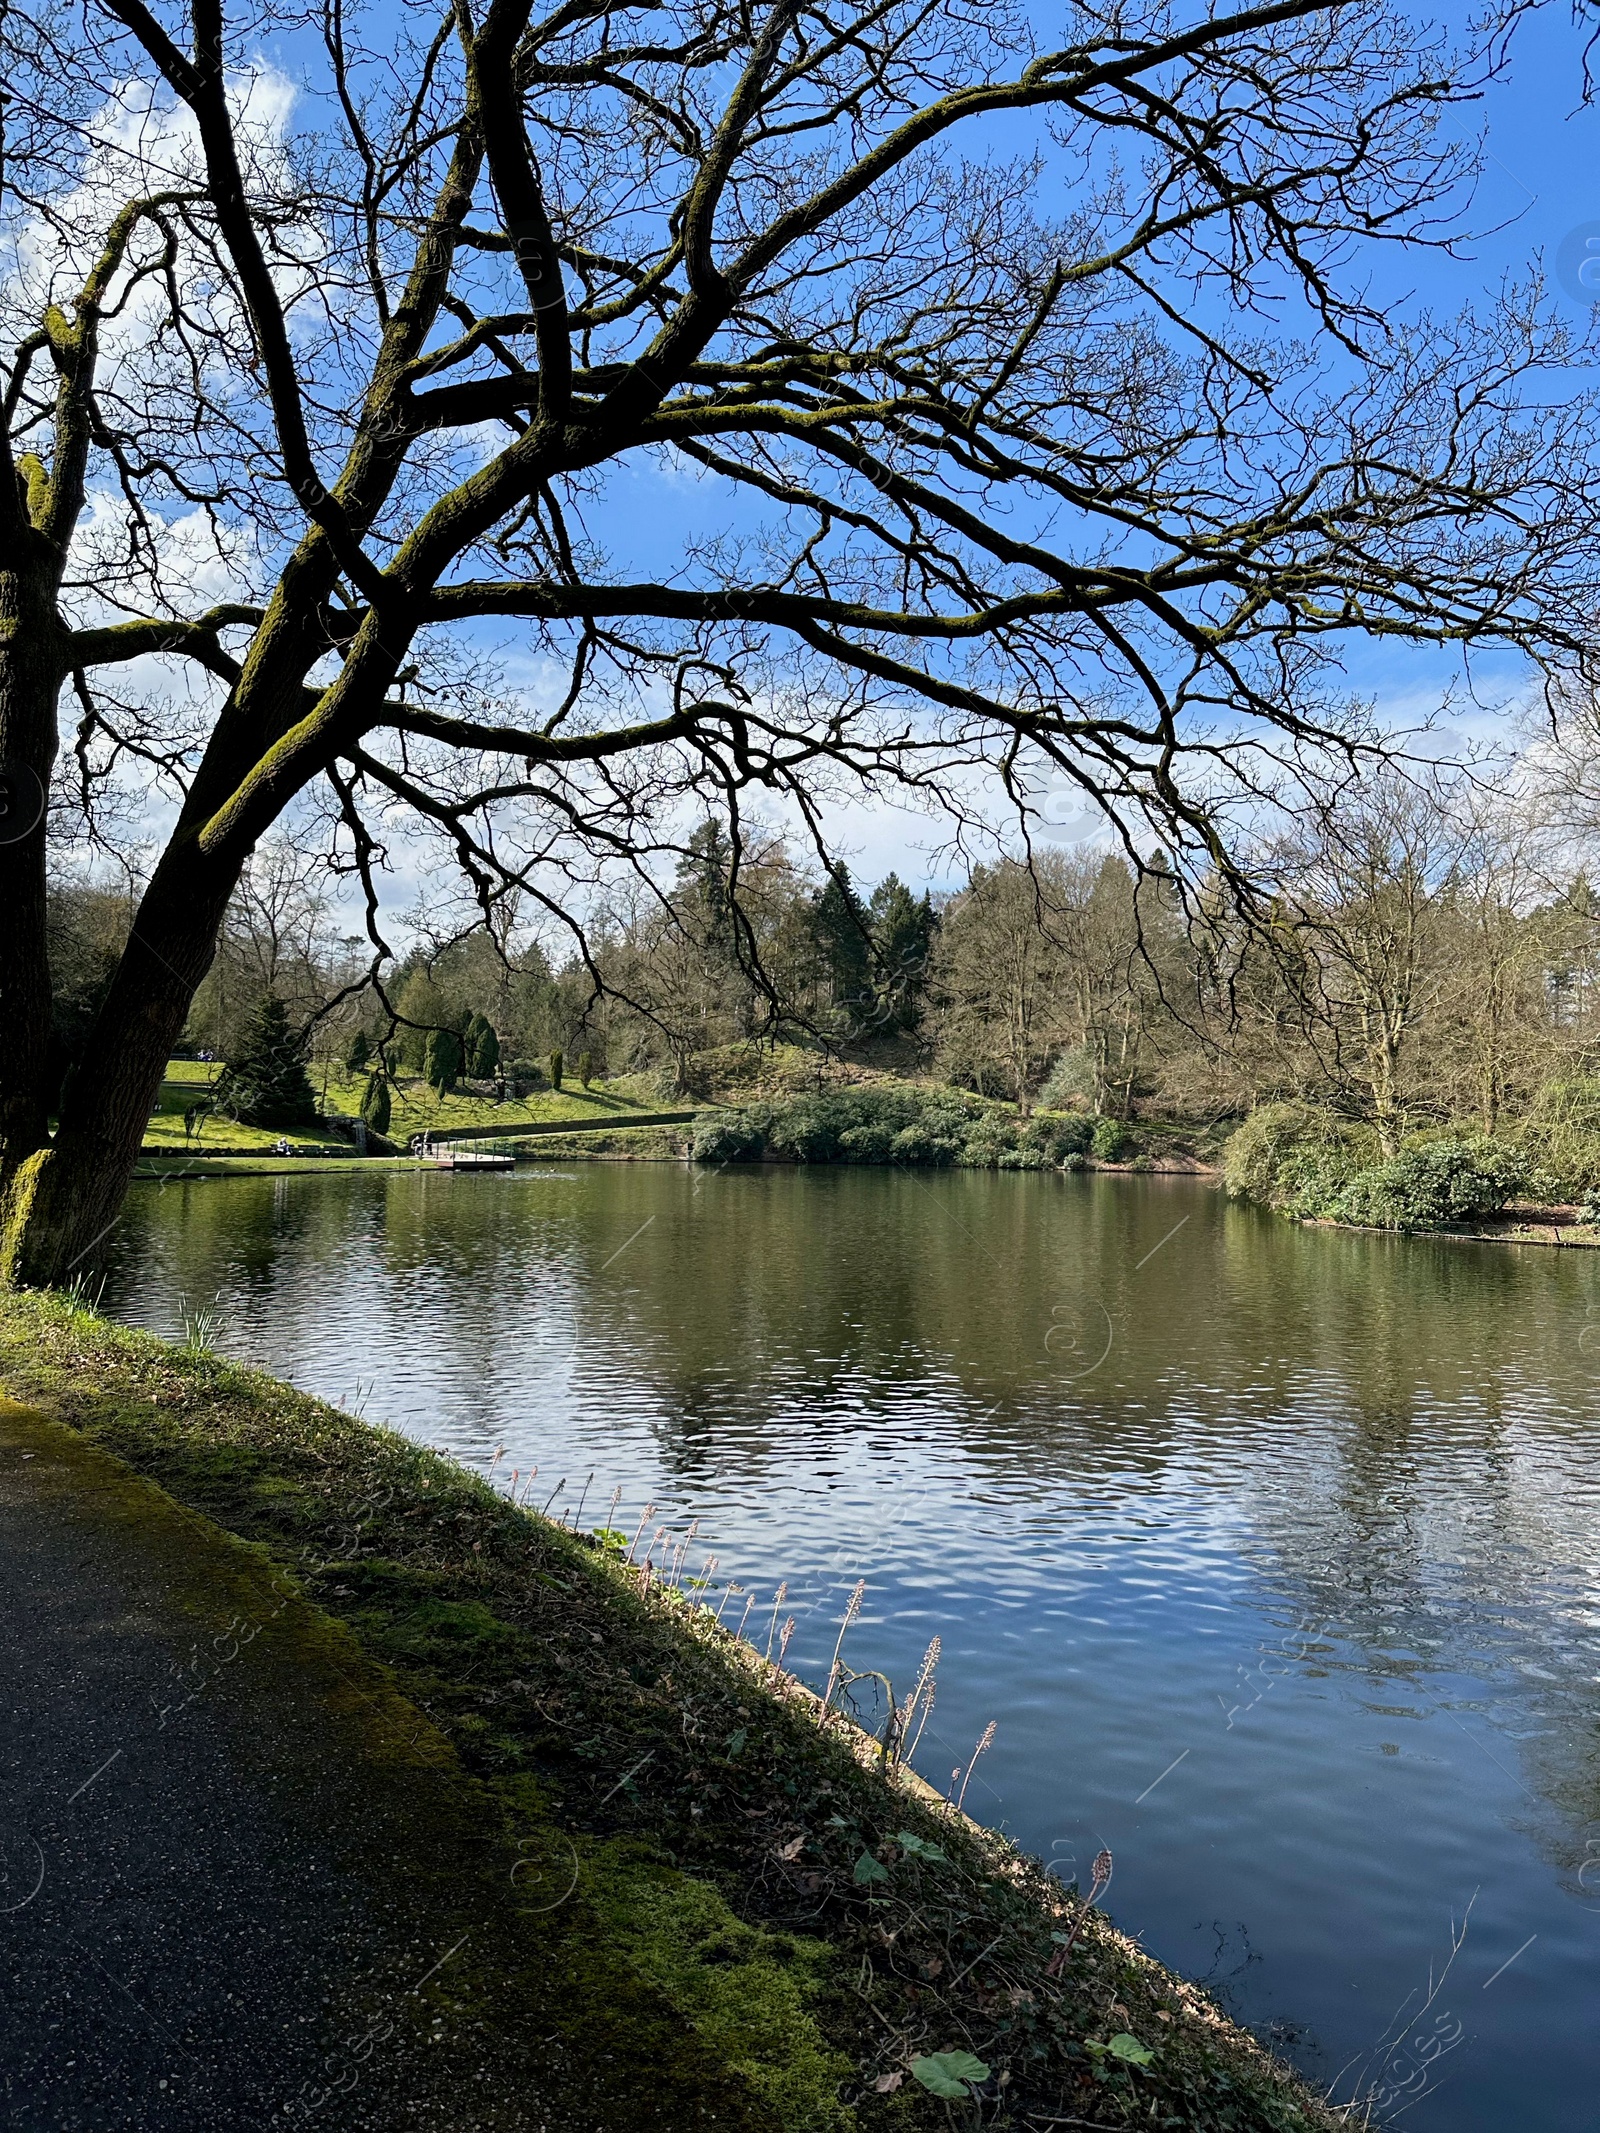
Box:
[148,1060,349,1153]
[321,1069,667,1141]
[145,1061,665,1155]
[0,1292,1338,2133]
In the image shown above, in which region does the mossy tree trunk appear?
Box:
[0,545,67,1202]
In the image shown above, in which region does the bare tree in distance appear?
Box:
[2,0,1600,1281]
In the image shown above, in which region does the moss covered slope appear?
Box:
[0,1291,1340,2132]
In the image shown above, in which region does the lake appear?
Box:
[101,1162,1600,2128]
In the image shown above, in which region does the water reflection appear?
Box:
[102,1164,1600,2130]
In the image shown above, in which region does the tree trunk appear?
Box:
[0,552,68,1190]
[0,838,241,1287]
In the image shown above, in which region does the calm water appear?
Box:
[102,1164,1600,2128]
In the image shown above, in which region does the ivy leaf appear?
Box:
[1108,2033,1154,2067]
[853,1850,890,1885]
[895,1830,948,1862]
[911,2051,990,2098]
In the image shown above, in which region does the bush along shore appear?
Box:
[690,1085,1187,1173]
[0,1290,1337,2133]
[1221,1101,1599,1236]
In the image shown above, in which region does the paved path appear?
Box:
[0,1403,539,2133]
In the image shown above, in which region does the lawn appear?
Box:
[143,1059,669,1155]
[317,1066,666,1141]
[144,1060,349,1153]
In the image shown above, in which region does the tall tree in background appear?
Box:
[3,0,1600,1280]
[812,867,874,1029]
[213,993,317,1127]
[868,876,936,1035]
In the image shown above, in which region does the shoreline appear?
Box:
[0,1290,1339,2132]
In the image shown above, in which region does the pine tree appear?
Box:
[424,1027,463,1093]
[216,995,318,1128]
[869,875,937,1031]
[345,1028,371,1073]
[360,1073,391,1138]
[812,865,873,1022]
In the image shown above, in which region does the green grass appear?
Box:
[0,1290,1341,2133]
[321,1067,665,1138]
[145,1059,349,1153]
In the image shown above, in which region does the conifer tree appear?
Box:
[424,1028,463,1093]
[359,1072,391,1139]
[215,997,318,1128]
[812,867,873,1025]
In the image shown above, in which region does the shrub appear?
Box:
[691,1110,771,1163]
[578,1051,594,1088]
[1222,1102,1366,1205]
[956,1112,1021,1168]
[1039,1049,1095,1110]
[1029,1113,1093,1160]
[1333,1136,1527,1230]
[886,1122,958,1166]
[549,1049,564,1091]
[344,1028,371,1073]
[685,1084,1113,1174]
[1089,1117,1134,1162]
[693,1086,987,1168]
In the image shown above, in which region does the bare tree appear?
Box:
[933,857,1071,1107]
[1261,771,1485,1150]
[3,0,1599,1280]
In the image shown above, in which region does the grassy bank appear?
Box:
[0,1291,1336,2132]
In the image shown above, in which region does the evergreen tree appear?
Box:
[344,1028,371,1073]
[360,1073,391,1138]
[424,1027,463,1093]
[869,874,937,1031]
[812,865,873,1022]
[215,995,318,1128]
[464,1012,500,1077]
[676,820,735,956]
[549,1049,564,1090]
[578,1050,593,1087]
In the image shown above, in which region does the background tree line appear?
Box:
[43,736,1600,1168]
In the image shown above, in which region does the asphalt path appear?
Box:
[0,1402,543,2133]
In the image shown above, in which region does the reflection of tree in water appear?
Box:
[1191,1223,1600,1877]
[111,1164,1600,1865]
[102,1173,321,1331]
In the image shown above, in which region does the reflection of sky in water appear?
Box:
[104,1164,1600,2130]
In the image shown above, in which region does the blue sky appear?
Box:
[545,2,1600,892]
